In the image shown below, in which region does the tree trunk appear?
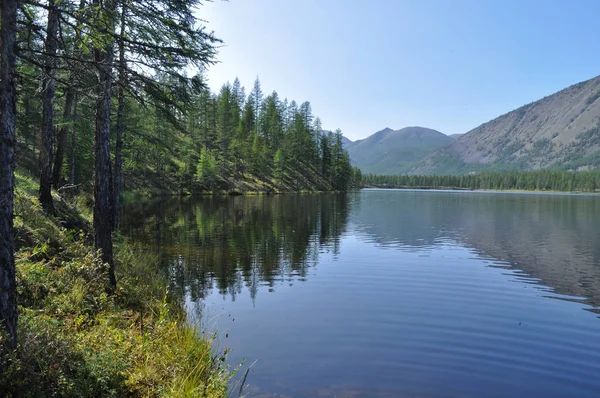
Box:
[113,0,127,231]
[68,95,79,186]
[57,0,84,190]
[93,0,117,291]
[39,0,59,212]
[0,0,19,350]
[52,88,74,189]
[23,98,32,150]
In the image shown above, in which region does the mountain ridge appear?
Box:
[409,74,600,174]
[347,126,454,174]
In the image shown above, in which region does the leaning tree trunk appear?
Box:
[0,0,19,350]
[113,0,127,231]
[52,88,74,189]
[39,0,59,212]
[93,0,117,291]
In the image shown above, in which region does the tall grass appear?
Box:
[1,172,232,397]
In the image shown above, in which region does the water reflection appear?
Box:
[121,194,351,302]
[121,190,600,310]
[121,190,600,397]
[352,189,600,309]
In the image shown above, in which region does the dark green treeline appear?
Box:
[362,170,600,192]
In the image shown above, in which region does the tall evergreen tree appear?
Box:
[231,77,245,110]
[39,0,60,211]
[196,146,217,189]
[250,77,263,138]
[240,94,256,147]
[0,0,19,350]
[92,0,118,291]
[261,92,283,151]
[113,0,128,230]
[321,131,332,178]
[216,83,233,153]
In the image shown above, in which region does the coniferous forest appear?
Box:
[0,0,357,394]
[362,170,600,192]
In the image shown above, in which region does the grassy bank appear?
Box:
[1,172,231,397]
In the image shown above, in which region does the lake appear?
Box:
[120,189,600,397]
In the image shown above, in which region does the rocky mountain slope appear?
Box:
[410,75,600,174]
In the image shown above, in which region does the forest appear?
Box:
[0,0,357,394]
[362,170,600,192]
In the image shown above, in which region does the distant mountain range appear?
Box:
[347,74,600,175]
[346,127,454,174]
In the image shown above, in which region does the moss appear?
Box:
[1,172,231,397]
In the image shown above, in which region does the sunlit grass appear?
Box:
[2,172,232,397]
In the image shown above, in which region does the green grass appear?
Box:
[1,172,232,397]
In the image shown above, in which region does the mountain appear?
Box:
[341,135,353,148]
[449,133,463,139]
[348,127,455,174]
[410,75,600,174]
[321,130,354,148]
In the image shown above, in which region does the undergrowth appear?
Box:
[0,172,233,397]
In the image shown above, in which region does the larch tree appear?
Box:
[39,0,60,212]
[113,0,127,230]
[92,0,118,290]
[52,0,87,189]
[250,77,263,138]
[0,0,19,349]
[109,0,220,229]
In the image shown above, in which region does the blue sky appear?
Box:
[199,0,600,141]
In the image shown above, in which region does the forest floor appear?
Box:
[1,170,233,397]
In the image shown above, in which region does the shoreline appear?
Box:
[362,185,600,195]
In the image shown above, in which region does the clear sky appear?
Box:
[198,0,600,141]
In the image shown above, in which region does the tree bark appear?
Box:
[39,0,59,212]
[0,0,19,350]
[113,0,127,231]
[52,88,74,189]
[93,0,117,291]
[69,96,78,186]
[23,98,32,150]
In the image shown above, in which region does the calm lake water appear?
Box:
[121,189,600,397]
